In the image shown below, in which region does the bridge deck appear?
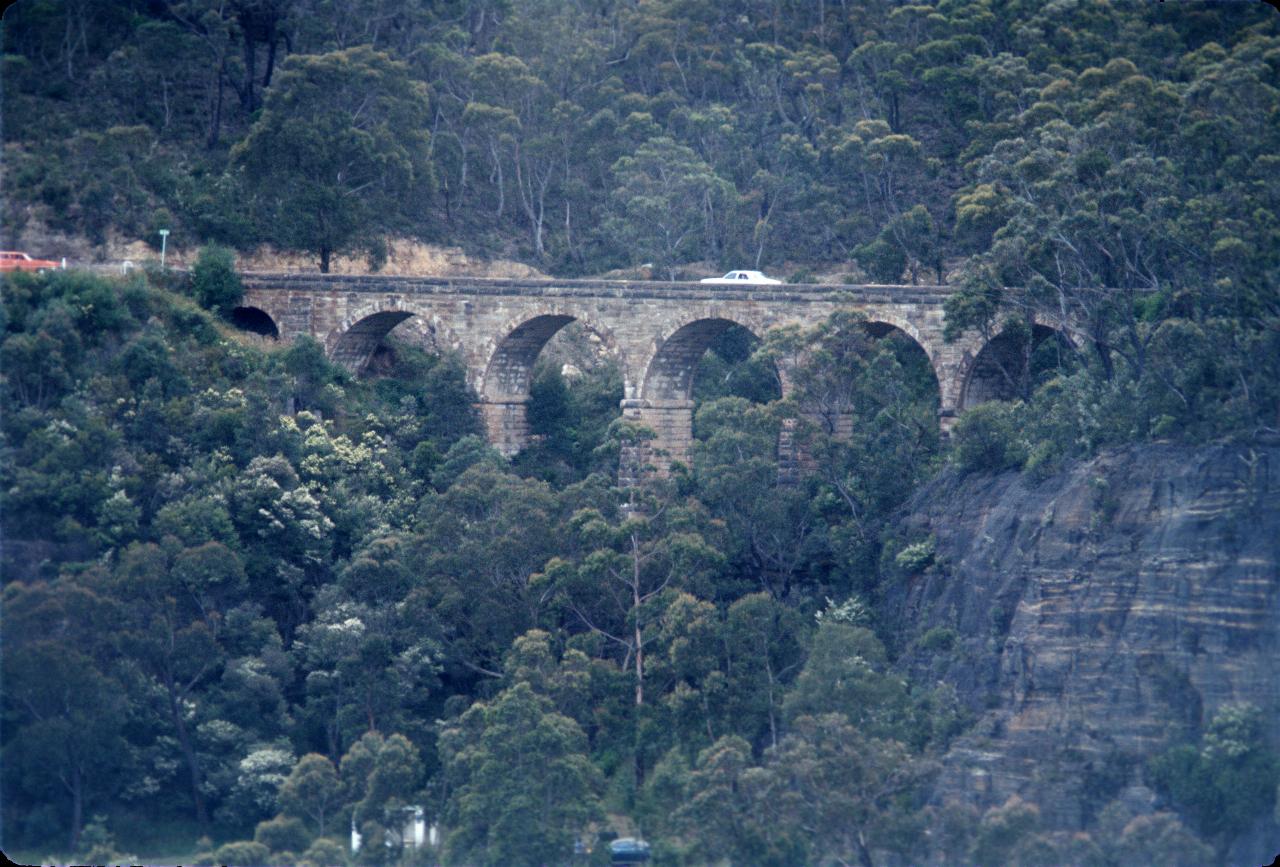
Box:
[240,272,954,305]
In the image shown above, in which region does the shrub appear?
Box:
[919,626,957,653]
[302,837,349,867]
[256,814,313,853]
[78,815,137,866]
[1149,703,1279,845]
[894,537,936,575]
[855,237,906,283]
[191,243,243,316]
[970,796,1041,866]
[213,840,271,867]
[951,401,1028,474]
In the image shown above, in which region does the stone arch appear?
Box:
[328,303,464,374]
[859,310,939,365]
[959,323,1079,410]
[478,309,621,456]
[626,315,787,472]
[639,315,774,402]
[230,306,280,339]
[857,318,942,405]
[479,308,621,400]
[329,309,416,372]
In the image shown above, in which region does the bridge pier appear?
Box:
[619,398,695,479]
[939,408,959,438]
[478,397,530,457]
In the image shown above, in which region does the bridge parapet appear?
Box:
[241,272,957,303]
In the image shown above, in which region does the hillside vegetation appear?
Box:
[2,1,1280,865]
[2,267,955,865]
[3,1,1277,282]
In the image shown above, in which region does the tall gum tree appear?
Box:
[233,45,434,272]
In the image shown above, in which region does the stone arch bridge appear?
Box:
[240,274,1061,469]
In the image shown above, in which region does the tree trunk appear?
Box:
[1093,336,1113,382]
[169,685,210,831]
[262,30,280,93]
[492,142,505,217]
[1019,329,1034,400]
[320,247,331,273]
[766,660,778,749]
[855,829,875,867]
[207,62,226,150]
[240,9,258,112]
[68,764,83,853]
[633,548,646,789]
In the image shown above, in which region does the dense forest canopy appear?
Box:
[2,1,1280,865]
[3,0,1277,283]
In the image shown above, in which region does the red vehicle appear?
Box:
[0,251,61,272]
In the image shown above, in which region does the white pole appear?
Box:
[159,229,170,270]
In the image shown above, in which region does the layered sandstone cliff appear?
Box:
[884,442,1280,865]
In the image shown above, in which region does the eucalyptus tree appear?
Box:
[233,46,433,272]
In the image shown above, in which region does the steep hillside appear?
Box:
[885,442,1280,864]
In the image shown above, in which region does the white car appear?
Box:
[699,269,782,284]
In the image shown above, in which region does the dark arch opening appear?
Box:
[858,321,941,410]
[644,318,780,404]
[363,318,448,376]
[491,317,623,482]
[790,319,941,438]
[231,306,279,339]
[962,323,1078,410]
[331,311,415,373]
[483,314,577,399]
[692,324,783,405]
[863,321,910,340]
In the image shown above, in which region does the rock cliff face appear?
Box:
[884,442,1280,864]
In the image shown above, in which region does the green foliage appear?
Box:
[3,2,1279,860]
[784,622,912,739]
[918,626,957,654]
[1107,812,1214,867]
[190,244,244,317]
[671,714,931,867]
[336,730,426,867]
[673,735,788,864]
[77,815,137,866]
[943,26,1280,446]
[855,237,907,283]
[606,137,734,279]
[212,840,271,867]
[692,327,781,406]
[283,336,347,414]
[893,537,936,575]
[519,359,625,482]
[440,683,602,867]
[254,814,312,854]
[429,435,504,490]
[951,401,1029,474]
[970,796,1041,867]
[764,714,931,866]
[814,595,872,627]
[233,47,433,272]
[279,755,343,838]
[301,837,348,867]
[1150,703,1279,850]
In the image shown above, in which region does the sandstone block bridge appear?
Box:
[238,274,1065,469]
